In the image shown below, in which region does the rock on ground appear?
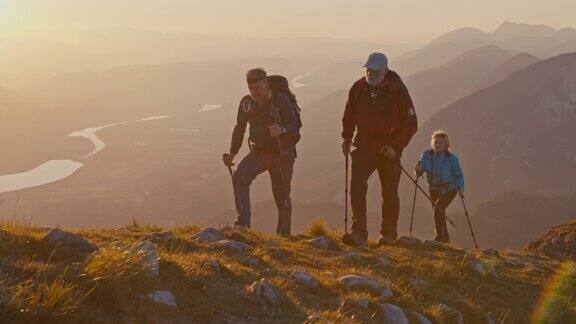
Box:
[374,256,394,269]
[291,271,319,288]
[339,275,386,295]
[192,227,225,242]
[42,228,98,253]
[146,230,175,243]
[248,279,281,311]
[468,257,498,278]
[216,239,251,251]
[407,311,432,324]
[469,259,486,277]
[134,241,159,276]
[376,303,409,324]
[482,248,500,257]
[339,298,369,315]
[436,304,464,324]
[308,236,336,250]
[484,261,498,278]
[147,290,177,308]
[422,240,446,249]
[394,236,423,248]
[339,251,365,263]
[236,254,259,267]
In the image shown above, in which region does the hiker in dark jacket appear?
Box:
[415,130,464,243]
[341,52,418,247]
[222,68,301,235]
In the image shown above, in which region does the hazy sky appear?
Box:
[1,0,575,43]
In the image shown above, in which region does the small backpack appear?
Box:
[267,75,303,129]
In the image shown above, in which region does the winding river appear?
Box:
[291,72,312,89]
[0,115,169,194]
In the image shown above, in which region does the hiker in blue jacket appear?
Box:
[414,130,464,243]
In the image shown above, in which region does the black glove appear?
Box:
[222,153,235,167]
[414,162,423,177]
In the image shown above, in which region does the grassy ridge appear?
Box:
[0,219,570,323]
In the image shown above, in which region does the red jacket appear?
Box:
[342,71,417,154]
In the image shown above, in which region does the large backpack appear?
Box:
[267,75,303,129]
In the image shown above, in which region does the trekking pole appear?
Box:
[459,193,479,248]
[344,152,349,234]
[270,95,290,234]
[409,164,420,236]
[393,158,456,227]
[222,153,234,226]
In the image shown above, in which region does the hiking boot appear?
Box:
[434,231,450,243]
[276,229,291,237]
[378,234,396,246]
[341,232,367,247]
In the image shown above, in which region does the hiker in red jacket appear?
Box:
[341,52,418,246]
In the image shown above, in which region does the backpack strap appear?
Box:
[269,92,286,134]
[443,151,459,180]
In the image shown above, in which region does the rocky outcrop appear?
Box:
[134,241,159,276]
[248,279,281,312]
[339,275,389,296]
[42,228,98,253]
[192,227,225,242]
[523,220,576,260]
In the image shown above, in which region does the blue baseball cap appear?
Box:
[363,52,388,70]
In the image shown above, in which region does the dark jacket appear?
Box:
[230,92,300,156]
[342,71,417,154]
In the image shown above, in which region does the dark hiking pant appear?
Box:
[429,189,457,242]
[232,149,296,234]
[350,147,401,240]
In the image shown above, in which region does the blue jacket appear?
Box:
[419,149,464,194]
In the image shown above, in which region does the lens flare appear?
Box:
[532,261,576,323]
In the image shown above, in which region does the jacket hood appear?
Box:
[356,70,406,92]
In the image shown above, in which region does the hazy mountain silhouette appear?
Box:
[0,31,386,87]
[471,52,540,92]
[394,38,489,76]
[550,36,576,57]
[490,22,575,57]
[492,22,558,40]
[394,22,576,76]
[404,44,512,121]
[468,192,576,249]
[405,52,576,203]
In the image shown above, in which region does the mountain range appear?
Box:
[405,51,576,203]
[393,22,576,75]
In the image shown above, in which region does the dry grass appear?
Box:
[84,245,147,280]
[305,218,330,237]
[304,218,342,241]
[0,221,570,323]
[9,278,87,317]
